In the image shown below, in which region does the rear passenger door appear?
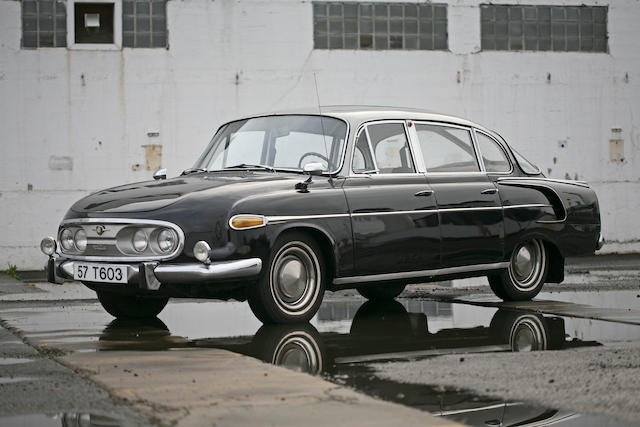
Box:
[343,121,440,276]
[412,122,504,268]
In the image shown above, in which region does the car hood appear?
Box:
[70,172,301,213]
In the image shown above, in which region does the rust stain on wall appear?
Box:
[143,144,162,171]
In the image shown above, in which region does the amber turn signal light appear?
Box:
[230,215,267,230]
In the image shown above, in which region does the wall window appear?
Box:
[122,0,168,48]
[480,4,607,52]
[74,2,114,43]
[313,2,447,50]
[22,0,67,48]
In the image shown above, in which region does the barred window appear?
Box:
[480,4,607,52]
[122,0,167,48]
[313,2,447,50]
[22,0,67,48]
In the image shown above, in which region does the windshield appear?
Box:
[194,115,348,174]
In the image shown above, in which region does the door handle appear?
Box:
[414,190,434,197]
[481,188,498,195]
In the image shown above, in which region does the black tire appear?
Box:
[248,231,326,324]
[97,291,169,319]
[357,283,406,301]
[489,239,548,301]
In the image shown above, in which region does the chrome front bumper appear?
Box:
[50,258,263,290]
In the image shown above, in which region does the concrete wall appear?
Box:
[0,0,638,269]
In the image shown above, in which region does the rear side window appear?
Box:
[416,124,479,172]
[475,131,511,173]
[353,123,415,174]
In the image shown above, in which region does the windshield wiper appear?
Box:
[181,168,207,175]
[223,163,275,172]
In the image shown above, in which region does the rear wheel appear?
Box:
[488,239,548,301]
[248,232,325,324]
[357,283,406,301]
[96,291,169,319]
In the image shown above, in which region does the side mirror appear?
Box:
[153,168,167,180]
[302,162,324,176]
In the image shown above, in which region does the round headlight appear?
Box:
[40,237,57,256]
[132,229,148,252]
[60,229,74,251]
[193,241,211,262]
[157,229,178,253]
[74,229,87,251]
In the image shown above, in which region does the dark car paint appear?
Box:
[59,109,601,298]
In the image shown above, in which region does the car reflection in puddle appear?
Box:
[187,301,600,374]
[96,300,608,426]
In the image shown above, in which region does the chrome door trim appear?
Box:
[262,204,551,223]
[333,261,510,285]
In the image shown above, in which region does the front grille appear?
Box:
[58,218,185,262]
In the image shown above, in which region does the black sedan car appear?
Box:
[40,106,603,323]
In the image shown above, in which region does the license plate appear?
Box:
[74,262,128,284]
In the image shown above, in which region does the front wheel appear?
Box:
[248,232,325,324]
[488,239,548,301]
[96,291,169,319]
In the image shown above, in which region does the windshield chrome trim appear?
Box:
[59,218,185,262]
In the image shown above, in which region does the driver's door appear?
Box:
[343,121,440,276]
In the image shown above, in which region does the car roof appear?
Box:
[235,105,495,135]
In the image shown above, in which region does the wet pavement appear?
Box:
[1,258,640,426]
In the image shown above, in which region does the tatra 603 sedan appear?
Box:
[41,106,603,323]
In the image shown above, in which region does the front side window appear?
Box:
[353,123,415,174]
[476,131,511,173]
[195,115,347,173]
[416,124,479,173]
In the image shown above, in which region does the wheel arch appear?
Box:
[272,224,337,288]
[506,231,564,284]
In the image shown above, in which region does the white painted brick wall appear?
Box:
[0,0,638,268]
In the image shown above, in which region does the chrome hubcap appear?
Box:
[510,315,547,351]
[273,332,322,375]
[509,239,546,291]
[270,242,320,315]
[277,258,308,301]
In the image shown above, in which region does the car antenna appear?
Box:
[313,72,331,173]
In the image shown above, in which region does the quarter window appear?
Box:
[475,132,511,173]
[353,123,415,174]
[416,124,479,173]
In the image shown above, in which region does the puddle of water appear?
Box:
[332,365,636,427]
[0,413,121,427]
[0,358,34,365]
[538,290,640,311]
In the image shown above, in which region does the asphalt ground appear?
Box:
[0,254,639,426]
